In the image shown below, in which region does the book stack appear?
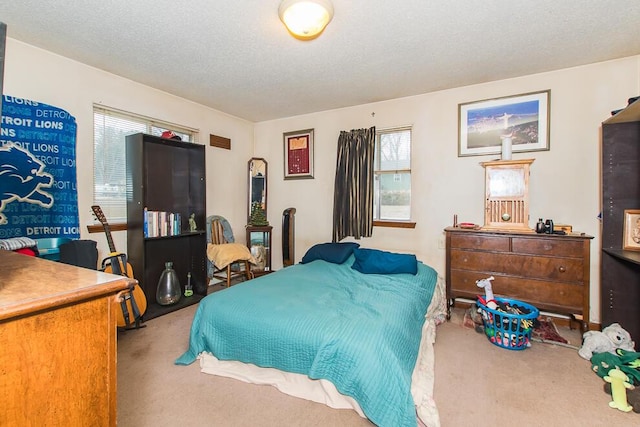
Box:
[144,208,182,238]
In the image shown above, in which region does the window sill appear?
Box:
[87,222,128,233]
[373,220,416,229]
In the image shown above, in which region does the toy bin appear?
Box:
[477,297,539,350]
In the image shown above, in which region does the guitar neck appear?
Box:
[103,225,117,254]
[91,206,119,254]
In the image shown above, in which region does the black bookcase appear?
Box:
[601,98,640,340]
[126,133,207,320]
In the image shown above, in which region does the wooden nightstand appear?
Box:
[246,225,273,276]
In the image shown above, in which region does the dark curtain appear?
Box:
[332,127,376,242]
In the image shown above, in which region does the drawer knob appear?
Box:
[558,266,566,273]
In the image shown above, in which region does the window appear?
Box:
[374,127,411,221]
[93,106,197,222]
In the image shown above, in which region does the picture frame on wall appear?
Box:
[458,90,550,157]
[623,209,640,251]
[284,128,314,180]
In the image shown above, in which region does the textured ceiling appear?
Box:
[1,1,640,122]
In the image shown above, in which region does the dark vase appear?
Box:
[156,261,181,305]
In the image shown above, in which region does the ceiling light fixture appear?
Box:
[278,0,334,40]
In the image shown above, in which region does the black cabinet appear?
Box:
[601,99,640,341]
[126,133,207,320]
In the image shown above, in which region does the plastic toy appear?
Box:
[578,323,636,360]
[604,379,640,414]
[604,368,633,412]
[591,349,640,386]
[188,213,197,232]
[476,276,497,309]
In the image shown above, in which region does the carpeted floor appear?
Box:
[434,308,637,427]
[117,296,639,427]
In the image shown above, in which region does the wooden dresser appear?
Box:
[445,227,593,331]
[0,250,133,426]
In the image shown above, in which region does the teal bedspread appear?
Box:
[176,257,438,427]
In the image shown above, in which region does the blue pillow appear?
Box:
[351,248,418,275]
[301,242,360,264]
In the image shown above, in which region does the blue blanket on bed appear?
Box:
[176,257,438,427]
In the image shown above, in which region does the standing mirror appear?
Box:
[248,158,267,224]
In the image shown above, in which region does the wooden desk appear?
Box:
[0,251,134,426]
[445,227,593,331]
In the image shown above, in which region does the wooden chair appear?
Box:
[209,218,253,287]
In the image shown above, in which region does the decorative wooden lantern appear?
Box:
[481,159,534,231]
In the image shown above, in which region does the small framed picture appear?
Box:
[458,90,550,157]
[284,128,314,180]
[623,209,640,251]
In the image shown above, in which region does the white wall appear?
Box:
[255,56,640,324]
[5,36,640,324]
[3,38,255,260]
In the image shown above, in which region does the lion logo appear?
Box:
[0,144,54,225]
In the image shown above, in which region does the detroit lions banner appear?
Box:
[0,95,80,240]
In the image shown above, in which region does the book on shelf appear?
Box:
[144,209,182,238]
[143,207,148,237]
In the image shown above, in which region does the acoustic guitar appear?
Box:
[91,205,147,328]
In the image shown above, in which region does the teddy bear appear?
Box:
[578,323,636,360]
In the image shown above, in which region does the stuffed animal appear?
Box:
[604,367,634,412]
[578,323,636,360]
[604,377,640,414]
[476,276,497,309]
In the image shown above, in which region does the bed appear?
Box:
[176,243,446,427]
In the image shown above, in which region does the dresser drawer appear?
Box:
[449,249,584,283]
[449,233,510,251]
[449,270,584,314]
[511,237,584,257]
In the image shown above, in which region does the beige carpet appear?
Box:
[117,297,639,427]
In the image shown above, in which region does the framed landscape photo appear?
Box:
[623,209,640,251]
[284,128,314,180]
[458,90,550,157]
